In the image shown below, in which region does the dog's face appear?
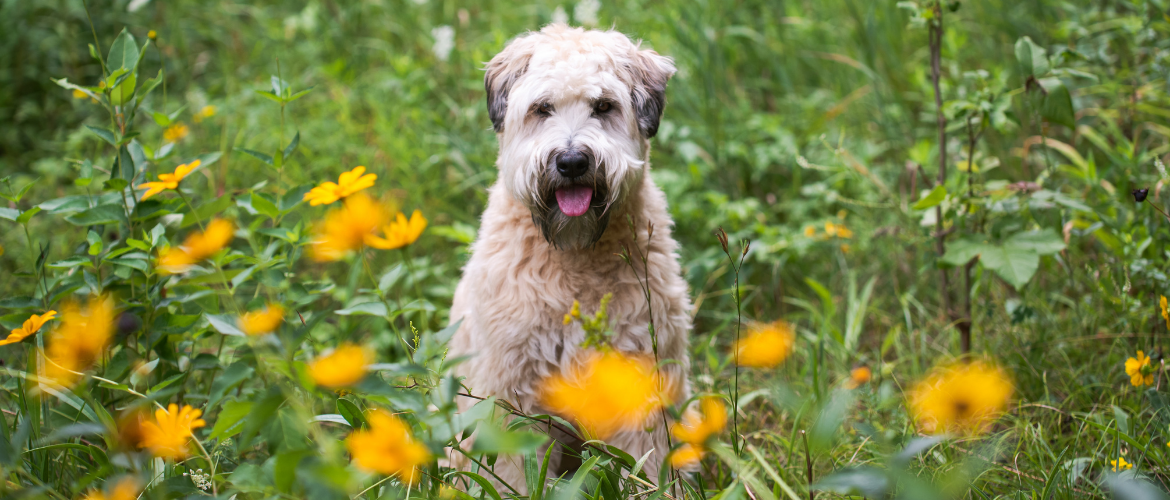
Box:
[485,24,675,249]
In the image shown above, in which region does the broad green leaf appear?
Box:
[980,244,1040,289]
[209,400,254,440]
[65,204,127,226]
[941,238,990,266]
[250,192,279,219]
[274,449,312,493]
[1006,229,1066,256]
[283,131,300,160]
[85,125,117,146]
[813,467,890,499]
[912,185,946,210]
[1014,36,1049,77]
[16,207,40,225]
[206,314,246,336]
[0,207,17,221]
[1039,77,1075,129]
[470,421,548,454]
[106,29,140,71]
[336,399,365,429]
[334,302,388,316]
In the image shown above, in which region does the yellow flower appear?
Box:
[1161,295,1169,331]
[908,360,1013,435]
[733,320,796,368]
[139,404,206,460]
[1111,457,1133,471]
[0,310,57,346]
[346,409,430,483]
[238,303,285,336]
[846,366,872,389]
[43,297,114,387]
[803,225,816,238]
[310,344,372,388]
[72,89,88,99]
[366,210,427,250]
[309,192,392,261]
[824,222,853,239]
[303,166,378,206]
[193,105,216,123]
[1125,350,1155,387]
[163,123,189,143]
[138,159,200,200]
[669,397,726,469]
[157,218,234,274]
[82,477,139,500]
[147,29,157,40]
[540,351,672,440]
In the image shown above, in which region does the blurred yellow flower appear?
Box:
[139,404,206,460]
[138,159,201,200]
[72,89,88,99]
[1125,350,1155,387]
[193,105,217,123]
[1161,295,1169,330]
[803,225,816,237]
[309,192,392,261]
[44,297,114,387]
[670,397,726,468]
[1111,457,1133,471]
[147,29,158,40]
[345,409,431,483]
[157,218,234,274]
[81,477,139,500]
[908,360,1013,435]
[840,244,851,253]
[540,351,671,440]
[238,303,284,336]
[163,123,189,143]
[310,344,372,388]
[825,222,853,239]
[733,320,795,368]
[846,366,872,389]
[303,166,378,206]
[366,210,427,250]
[0,310,57,346]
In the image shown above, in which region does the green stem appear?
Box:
[401,249,429,331]
[362,252,408,354]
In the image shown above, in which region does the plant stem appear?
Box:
[802,430,814,500]
[929,0,952,336]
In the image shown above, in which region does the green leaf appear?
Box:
[237,148,274,166]
[209,400,254,440]
[87,231,103,255]
[940,238,989,266]
[206,314,246,337]
[334,302,388,316]
[85,125,117,146]
[1039,77,1075,129]
[912,185,946,210]
[65,204,127,226]
[275,449,312,493]
[283,131,300,160]
[1006,229,1066,256]
[250,192,279,219]
[813,467,890,499]
[106,29,140,71]
[0,207,17,221]
[254,90,283,103]
[286,87,314,103]
[1014,36,1049,77]
[136,70,164,106]
[16,207,40,225]
[337,399,366,429]
[980,244,1040,289]
[470,421,548,454]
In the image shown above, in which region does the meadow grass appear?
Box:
[2,1,1170,499]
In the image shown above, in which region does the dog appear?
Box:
[447,24,692,490]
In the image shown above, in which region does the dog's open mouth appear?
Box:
[554,185,593,217]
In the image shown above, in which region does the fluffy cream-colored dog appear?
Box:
[448,24,691,488]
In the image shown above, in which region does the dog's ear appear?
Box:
[629,49,676,139]
[485,38,535,133]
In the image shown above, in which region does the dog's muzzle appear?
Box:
[532,148,612,250]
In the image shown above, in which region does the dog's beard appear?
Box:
[529,163,614,250]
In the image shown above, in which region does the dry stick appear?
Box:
[928,0,954,346]
[959,117,984,354]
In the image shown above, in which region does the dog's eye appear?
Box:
[594,101,612,114]
[536,102,554,116]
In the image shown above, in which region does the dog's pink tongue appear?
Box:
[555,186,593,217]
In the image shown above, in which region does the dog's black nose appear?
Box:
[555,150,590,178]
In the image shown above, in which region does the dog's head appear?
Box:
[485,24,675,249]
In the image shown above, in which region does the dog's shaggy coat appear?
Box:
[448,24,691,489]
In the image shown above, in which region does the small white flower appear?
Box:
[552,6,569,25]
[431,25,455,62]
[574,0,600,26]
